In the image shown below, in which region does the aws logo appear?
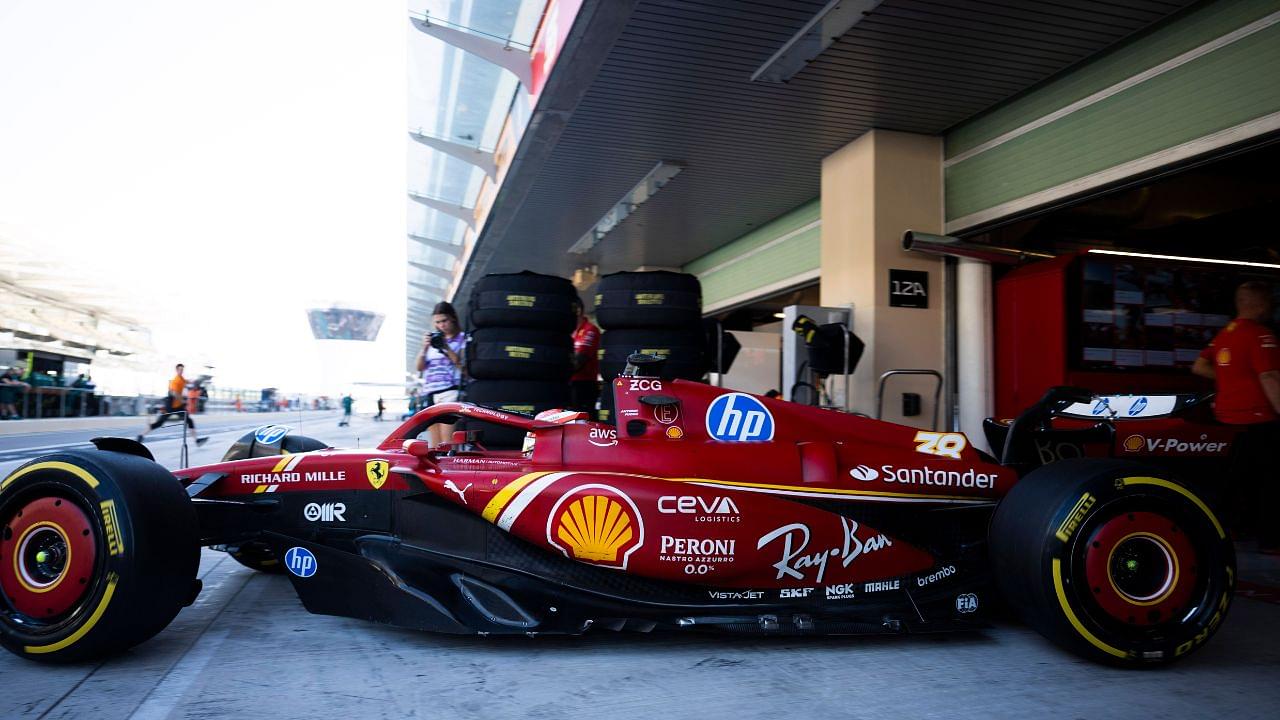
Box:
[547,484,643,570]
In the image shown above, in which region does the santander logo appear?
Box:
[849,465,879,482]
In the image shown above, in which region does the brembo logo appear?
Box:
[303,502,346,522]
[849,465,879,482]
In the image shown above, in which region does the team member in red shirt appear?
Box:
[1193,281,1280,551]
[568,297,601,415]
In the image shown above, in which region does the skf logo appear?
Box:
[849,465,879,482]
[706,392,774,442]
[1123,434,1145,452]
[780,587,814,599]
[547,485,643,570]
[99,500,124,557]
[365,459,389,489]
[303,502,346,522]
[913,431,966,460]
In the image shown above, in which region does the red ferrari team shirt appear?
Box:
[571,316,601,382]
[1200,318,1280,424]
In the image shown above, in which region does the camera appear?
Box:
[428,331,447,351]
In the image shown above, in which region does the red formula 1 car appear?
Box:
[0,362,1239,666]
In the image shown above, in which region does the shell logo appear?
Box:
[1123,434,1145,452]
[546,484,644,570]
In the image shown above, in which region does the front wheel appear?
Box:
[0,451,200,662]
[990,458,1234,666]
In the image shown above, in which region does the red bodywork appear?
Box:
[177,379,1018,590]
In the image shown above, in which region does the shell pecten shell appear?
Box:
[555,495,633,562]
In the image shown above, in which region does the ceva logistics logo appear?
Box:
[705,393,774,442]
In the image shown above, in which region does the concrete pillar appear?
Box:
[957,258,994,452]
[820,130,945,428]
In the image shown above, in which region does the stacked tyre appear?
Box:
[464,271,576,448]
[594,271,707,421]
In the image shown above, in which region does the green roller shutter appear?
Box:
[945,0,1280,231]
[684,199,820,312]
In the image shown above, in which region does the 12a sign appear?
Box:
[889,269,929,308]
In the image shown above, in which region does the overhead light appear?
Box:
[1087,249,1280,270]
[751,0,884,83]
[568,162,683,255]
[772,312,786,319]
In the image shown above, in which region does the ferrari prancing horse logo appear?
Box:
[366,459,389,489]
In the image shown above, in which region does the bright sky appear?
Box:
[0,1,408,396]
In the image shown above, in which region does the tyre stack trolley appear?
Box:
[594,271,710,421]
[463,271,577,448]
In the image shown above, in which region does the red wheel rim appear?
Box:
[1083,511,1197,626]
[0,496,98,619]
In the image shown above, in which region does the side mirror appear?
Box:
[401,439,440,473]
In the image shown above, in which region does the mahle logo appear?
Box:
[849,465,879,482]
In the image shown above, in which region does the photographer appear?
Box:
[415,301,467,446]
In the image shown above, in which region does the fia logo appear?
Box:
[254,425,289,444]
[284,547,318,578]
[1128,396,1149,416]
[955,593,979,614]
[705,393,774,442]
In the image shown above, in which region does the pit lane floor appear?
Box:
[2,415,1279,720]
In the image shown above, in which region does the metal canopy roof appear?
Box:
[456,0,1195,309]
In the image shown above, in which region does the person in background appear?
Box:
[568,297,601,414]
[415,301,467,446]
[137,363,207,445]
[0,366,29,420]
[1192,280,1280,553]
[375,397,385,421]
[339,394,353,427]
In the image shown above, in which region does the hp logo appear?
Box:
[705,393,774,443]
[254,425,289,444]
[284,547,318,578]
[1128,396,1148,416]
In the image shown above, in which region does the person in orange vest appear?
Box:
[137,363,207,445]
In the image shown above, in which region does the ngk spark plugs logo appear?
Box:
[1122,433,1230,456]
[546,484,643,570]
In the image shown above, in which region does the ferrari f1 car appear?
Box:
[0,360,1239,666]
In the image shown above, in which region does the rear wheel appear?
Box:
[990,458,1233,665]
[0,451,200,662]
[227,542,282,574]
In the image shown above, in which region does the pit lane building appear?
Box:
[407,0,1280,445]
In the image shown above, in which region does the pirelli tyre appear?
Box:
[990,458,1234,666]
[469,271,577,332]
[594,271,702,329]
[599,328,707,382]
[468,327,574,381]
[222,429,330,462]
[0,451,200,662]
